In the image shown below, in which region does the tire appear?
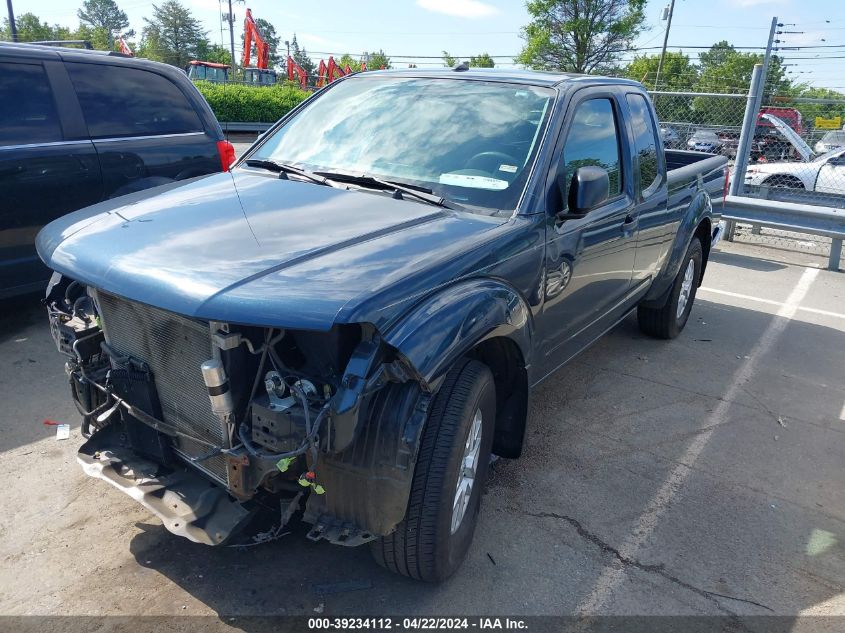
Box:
[638,238,703,339]
[764,175,804,190]
[370,358,495,582]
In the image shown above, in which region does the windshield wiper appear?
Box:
[313,170,467,211]
[244,159,340,188]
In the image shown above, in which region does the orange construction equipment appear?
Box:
[286,56,308,90]
[118,36,133,56]
[242,8,270,70]
[317,56,348,87]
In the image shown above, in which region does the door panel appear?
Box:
[94,134,219,199]
[65,61,221,200]
[0,142,102,296]
[624,92,671,283]
[540,94,638,373]
[0,59,103,296]
[815,162,845,195]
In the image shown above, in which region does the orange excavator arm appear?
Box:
[242,8,270,69]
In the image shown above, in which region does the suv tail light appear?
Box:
[216,140,236,172]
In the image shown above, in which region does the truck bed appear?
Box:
[666,149,728,191]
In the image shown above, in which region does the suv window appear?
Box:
[562,98,622,207]
[66,62,202,138]
[0,62,62,146]
[626,93,660,196]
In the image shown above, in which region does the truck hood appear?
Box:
[37,170,505,330]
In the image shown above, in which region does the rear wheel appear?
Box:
[764,175,804,190]
[638,238,703,339]
[370,358,495,582]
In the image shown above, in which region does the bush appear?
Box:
[194,81,309,123]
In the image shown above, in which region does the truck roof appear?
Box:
[361,67,644,89]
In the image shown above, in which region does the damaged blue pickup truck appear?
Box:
[37,68,727,581]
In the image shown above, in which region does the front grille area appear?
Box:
[95,292,228,485]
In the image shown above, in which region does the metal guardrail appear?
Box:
[220,121,273,133]
[722,194,844,271]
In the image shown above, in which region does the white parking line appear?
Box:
[699,286,845,321]
[577,267,820,614]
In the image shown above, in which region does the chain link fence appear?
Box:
[729,67,845,260]
[646,77,845,263]
[648,91,748,158]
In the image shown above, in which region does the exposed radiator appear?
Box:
[94,291,228,485]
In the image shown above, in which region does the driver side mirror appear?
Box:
[556,166,610,220]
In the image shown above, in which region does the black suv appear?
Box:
[0,42,236,298]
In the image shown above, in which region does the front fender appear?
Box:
[313,279,533,538]
[384,278,534,388]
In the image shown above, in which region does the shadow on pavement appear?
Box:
[709,249,788,272]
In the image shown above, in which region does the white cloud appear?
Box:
[416,0,500,18]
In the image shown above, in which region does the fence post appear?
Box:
[729,63,765,199]
[830,239,843,272]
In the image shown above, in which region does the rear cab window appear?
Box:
[625,92,662,198]
[65,62,203,138]
[0,62,62,146]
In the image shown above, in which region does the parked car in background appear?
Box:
[687,130,723,153]
[660,125,682,148]
[745,147,845,194]
[814,130,845,154]
[0,42,236,299]
[38,69,727,581]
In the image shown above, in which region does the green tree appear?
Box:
[698,40,734,73]
[367,49,391,70]
[140,0,206,68]
[783,86,845,127]
[74,24,113,50]
[690,42,791,126]
[290,34,316,78]
[517,0,647,73]
[338,53,363,72]
[442,51,458,67]
[203,44,232,66]
[624,51,696,89]
[469,52,495,68]
[1,13,55,41]
[77,0,131,48]
[242,17,281,67]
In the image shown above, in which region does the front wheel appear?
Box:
[370,358,495,581]
[638,238,703,339]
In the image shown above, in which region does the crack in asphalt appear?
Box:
[526,511,775,616]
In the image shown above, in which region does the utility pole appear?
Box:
[6,0,18,42]
[654,0,676,91]
[227,0,236,75]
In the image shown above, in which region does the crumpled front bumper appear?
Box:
[77,426,252,545]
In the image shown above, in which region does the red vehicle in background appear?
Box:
[749,107,805,162]
[758,106,803,135]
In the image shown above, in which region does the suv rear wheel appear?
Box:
[370,358,495,581]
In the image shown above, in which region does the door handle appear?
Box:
[622,214,636,237]
[623,214,636,225]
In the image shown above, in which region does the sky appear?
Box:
[11,0,845,90]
